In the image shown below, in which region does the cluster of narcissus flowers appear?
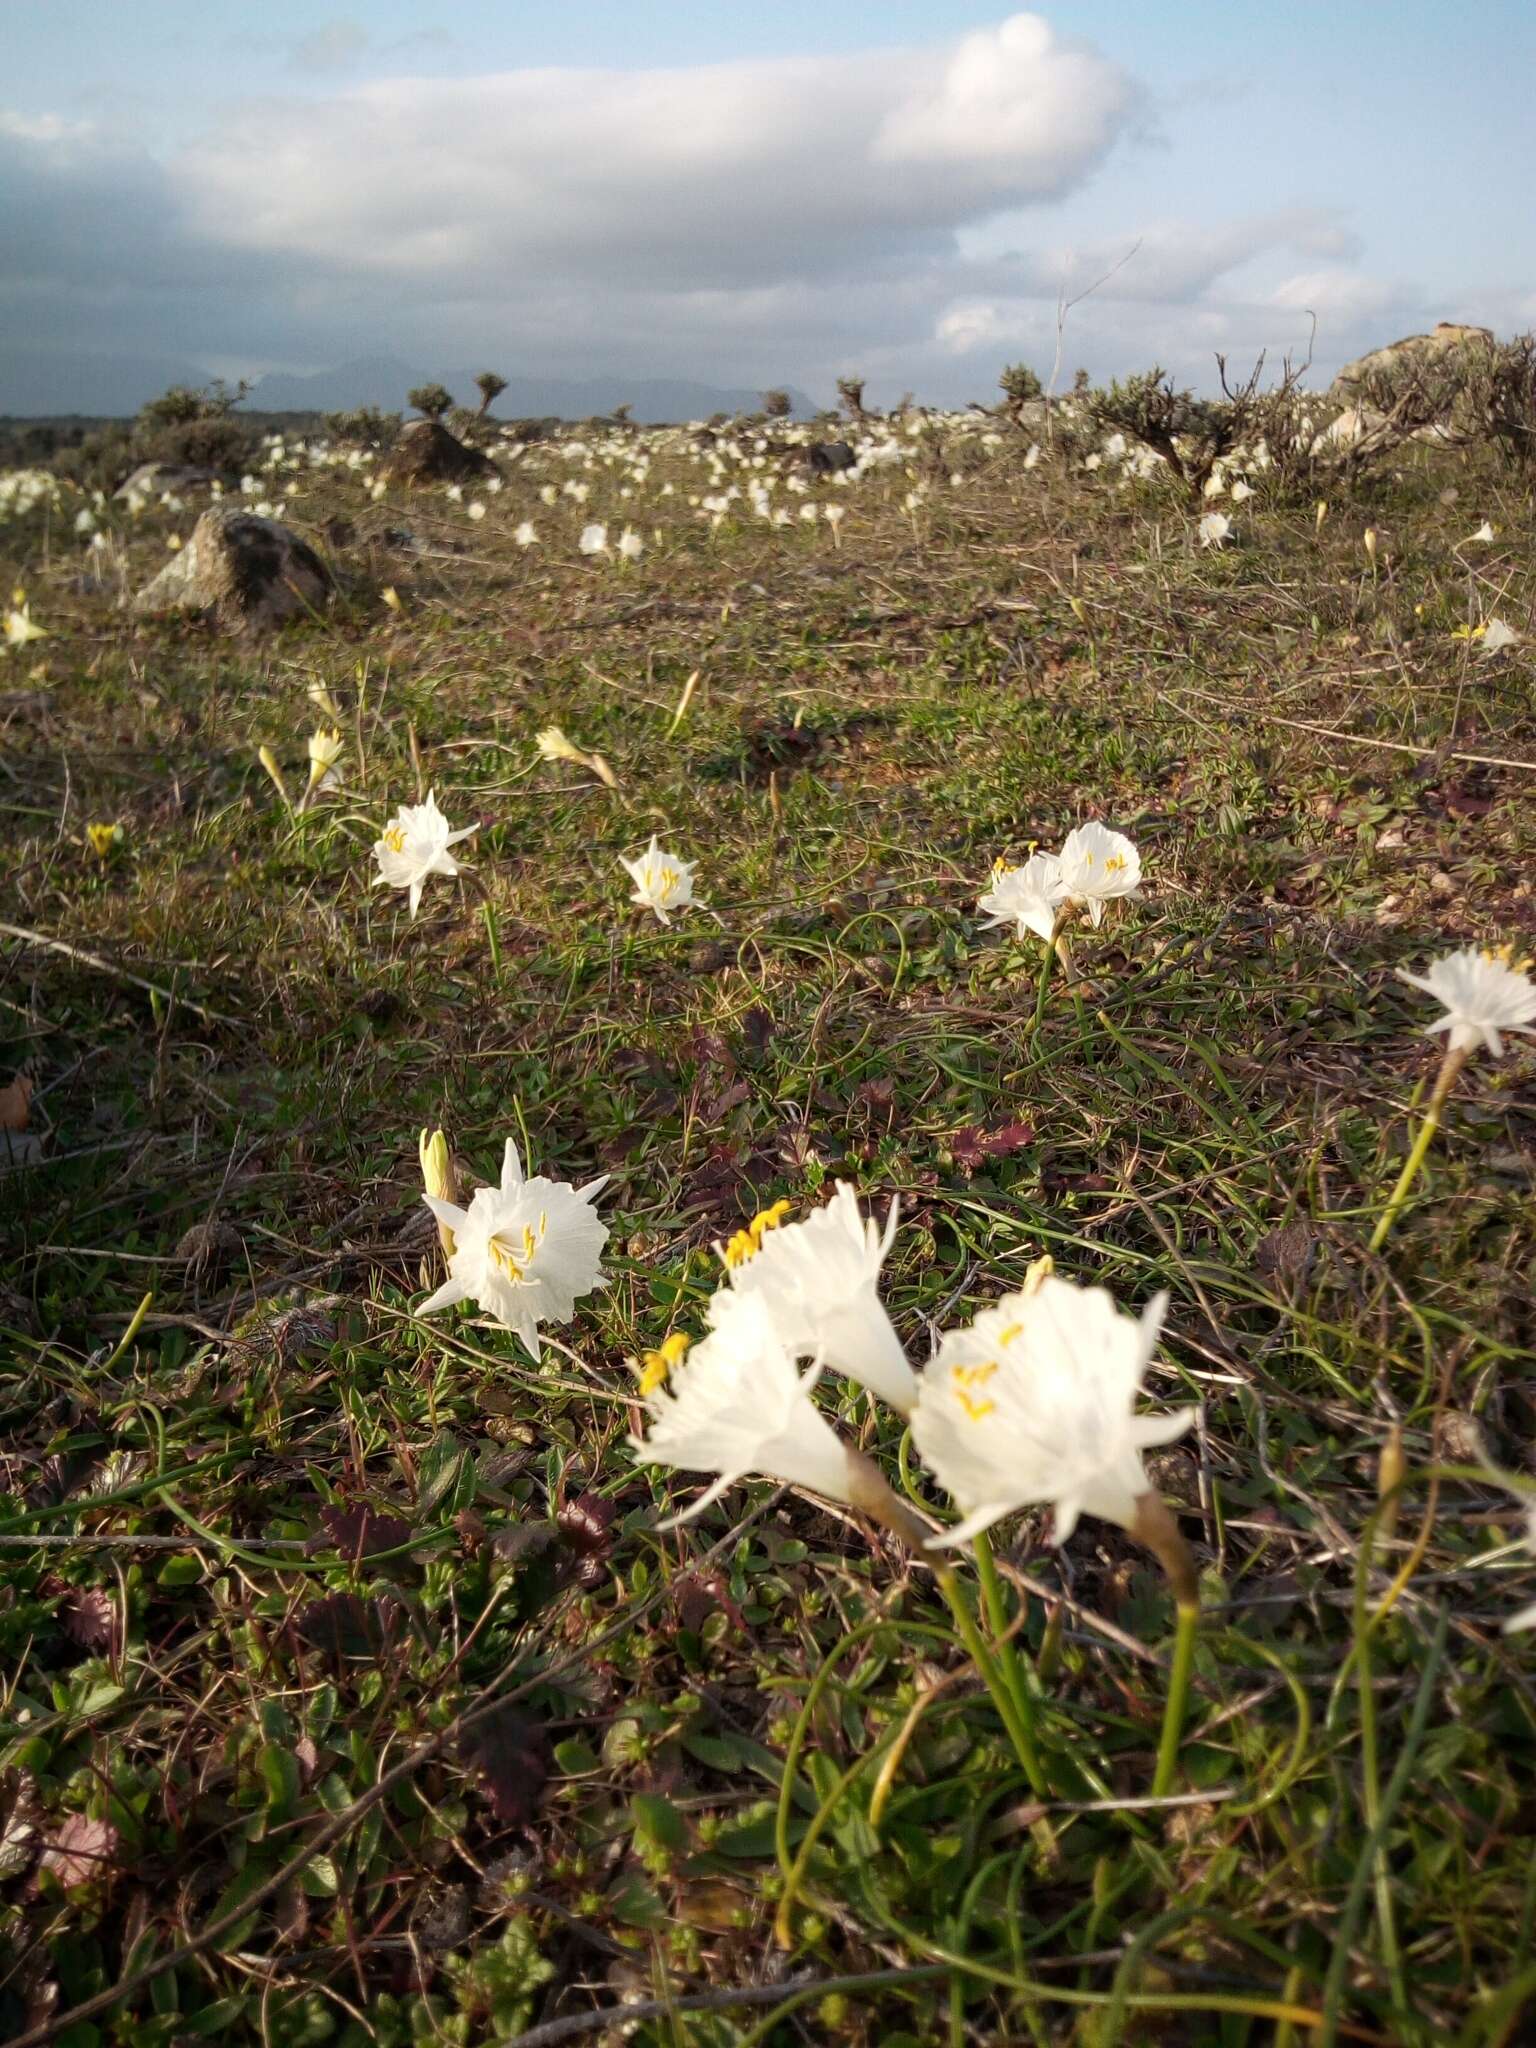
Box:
[979,821,1142,942]
[411,1142,1192,1560]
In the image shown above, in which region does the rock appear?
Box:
[804,440,857,475]
[381,419,498,486]
[1310,404,1390,456]
[1333,321,1493,399]
[113,462,221,502]
[131,506,331,632]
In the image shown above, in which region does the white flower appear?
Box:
[1229,479,1253,503]
[1503,1504,1536,1635]
[620,835,697,924]
[1481,618,1519,657]
[911,1269,1195,1547]
[1397,944,1536,1057]
[1198,511,1232,548]
[4,603,46,651]
[1463,521,1496,545]
[445,484,463,504]
[467,500,486,521]
[631,1289,861,1524]
[1057,823,1141,928]
[616,526,644,562]
[713,1185,916,1413]
[514,521,538,547]
[539,484,559,506]
[978,851,1065,944]
[419,1136,608,1358]
[372,791,476,916]
[579,522,609,555]
[305,725,345,796]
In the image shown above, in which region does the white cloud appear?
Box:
[178,13,1134,289]
[0,12,1522,412]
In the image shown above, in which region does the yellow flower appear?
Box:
[3,602,46,651]
[86,822,124,859]
[382,585,402,612]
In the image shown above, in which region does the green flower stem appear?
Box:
[973,1527,1043,1732]
[1030,923,1059,1030]
[936,1562,1049,1798]
[1151,1599,1200,1801]
[1369,1043,1470,1252]
[1132,1491,1202,1803]
[844,1452,1048,1797]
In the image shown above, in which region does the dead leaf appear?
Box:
[37,1815,118,1890]
[557,1492,616,1588]
[0,1073,31,1132]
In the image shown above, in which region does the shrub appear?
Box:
[407,383,455,422]
[132,379,255,474]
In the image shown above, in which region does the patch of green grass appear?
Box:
[2,422,1535,2045]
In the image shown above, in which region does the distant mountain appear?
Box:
[244,357,818,422]
[0,349,216,418]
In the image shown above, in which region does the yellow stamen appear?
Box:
[638,1331,691,1395]
[383,825,407,853]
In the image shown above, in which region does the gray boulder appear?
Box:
[132,506,331,632]
[804,440,857,476]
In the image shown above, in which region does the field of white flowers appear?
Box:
[2,394,1535,2045]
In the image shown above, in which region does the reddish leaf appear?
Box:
[950,1120,1035,1175]
[59,1587,117,1654]
[296,1591,401,1663]
[557,1492,616,1588]
[671,1568,746,1637]
[460,1706,549,1828]
[316,1504,413,1560]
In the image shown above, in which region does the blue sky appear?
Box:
[3,3,1533,412]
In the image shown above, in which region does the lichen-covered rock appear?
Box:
[113,462,221,502]
[382,419,498,486]
[1333,322,1493,398]
[131,506,330,632]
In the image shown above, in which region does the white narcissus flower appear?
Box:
[514,521,538,547]
[1464,521,1496,545]
[1197,511,1232,548]
[713,1184,916,1414]
[978,851,1065,944]
[1397,944,1536,1057]
[467,500,486,521]
[579,522,609,555]
[616,526,644,562]
[1057,823,1141,927]
[1480,618,1519,657]
[373,791,476,917]
[305,726,345,796]
[630,1288,864,1524]
[620,835,697,924]
[418,1135,608,1358]
[1229,479,1253,503]
[911,1268,1196,1547]
[4,603,45,650]
[1503,1504,1536,1635]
